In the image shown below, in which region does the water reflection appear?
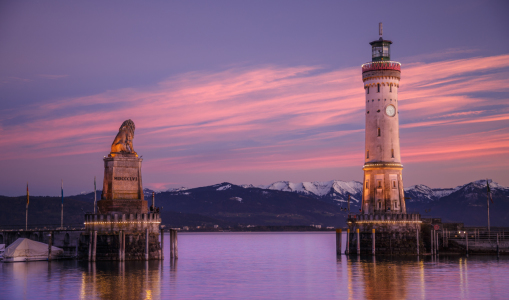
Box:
[1,233,509,299]
[79,261,161,300]
[357,257,410,300]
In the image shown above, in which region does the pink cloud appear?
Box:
[1,53,509,187]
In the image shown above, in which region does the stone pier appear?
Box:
[347,213,424,255]
[78,213,162,261]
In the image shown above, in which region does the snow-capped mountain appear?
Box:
[161,179,507,207]
[404,184,438,203]
[167,187,189,192]
[260,180,361,197]
[245,180,363,207]
[404,179,508,203]
[251,179,507,208]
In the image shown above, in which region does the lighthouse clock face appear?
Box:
[385,105,396,117]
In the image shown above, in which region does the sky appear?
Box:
[1,0,508,196]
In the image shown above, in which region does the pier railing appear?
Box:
[447,229,507,242]
[433,229,508,255]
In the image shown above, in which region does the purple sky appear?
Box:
[1,0,508,196]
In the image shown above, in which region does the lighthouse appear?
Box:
[345,24,422,256]
[361,23,406,215]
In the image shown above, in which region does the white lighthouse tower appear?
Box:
[345,24,422,256]
[361,23,406,215]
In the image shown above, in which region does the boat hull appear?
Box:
[3,256,49,263]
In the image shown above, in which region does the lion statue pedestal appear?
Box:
[97,119,148,215]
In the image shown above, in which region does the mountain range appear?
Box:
[1,179,507,229]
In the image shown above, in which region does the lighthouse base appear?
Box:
[347,213,424,255]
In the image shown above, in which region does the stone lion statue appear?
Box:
[111,119,136,154]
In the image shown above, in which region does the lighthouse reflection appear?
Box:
[360,258,409,300]
[79,261,162,299]
[344,256,417,300]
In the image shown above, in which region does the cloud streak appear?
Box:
[1,53,509,190]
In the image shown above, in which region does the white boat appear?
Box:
[2,238,63,263]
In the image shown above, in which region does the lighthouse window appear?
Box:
[390,85,392,92]
[366,151,369,158]
[377,84,380,92]
[394,201,397,208]
[367,87,369,94]
[378,99,380,101]
[378,202,382,209]
[392,180,396,188]
[377,128,381,136]
[378,181,382,188]
[367,111,369,114]
[366,181,369,188]
[391,149,394,158]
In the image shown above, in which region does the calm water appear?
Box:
[1,232,508,299]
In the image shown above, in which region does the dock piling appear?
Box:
[160,228,164,260]
[466,231,469,257]
[435,230,440,255]
[497,233,500,258]
[336,229,342,255]
[119,230,122,261]
[372,229,375,256]
[345,229,350,255]
[48,231,53,261]
[92,231,97,262]
[416,229,419,256]
[431,230,434,255]
[174,230,178,259]
[145,228,149,261]
[356,228,360,255]
[170,230,174,258]
[88,233,92,261]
